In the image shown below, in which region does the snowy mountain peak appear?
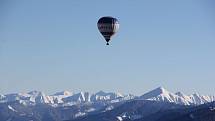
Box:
[140,87,170,99]
[139,87,215,105]
[16,91,53,104]
[155,86,169,93]
[95,91,107,95]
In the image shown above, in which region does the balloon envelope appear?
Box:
[97,16,119,45]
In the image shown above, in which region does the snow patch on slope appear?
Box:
[8,105,17,112]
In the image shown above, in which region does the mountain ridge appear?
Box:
[0,87,214,106]
[0,87,215,121]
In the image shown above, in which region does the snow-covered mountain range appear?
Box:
[0,87,214,106]
[1,87,215,121]
[0,90,135,107]
[140,87,215,105]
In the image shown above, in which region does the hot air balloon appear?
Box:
[97,16,119,45]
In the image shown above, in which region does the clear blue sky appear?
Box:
[0,0,215,95]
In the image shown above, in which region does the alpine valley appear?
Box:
[0,87,215,121]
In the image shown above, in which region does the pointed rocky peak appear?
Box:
[140,87,170,99]
[155,87,169,93]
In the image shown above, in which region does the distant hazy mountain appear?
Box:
[0,87,214,121]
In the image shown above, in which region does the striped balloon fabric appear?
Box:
[97,16,119,45]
